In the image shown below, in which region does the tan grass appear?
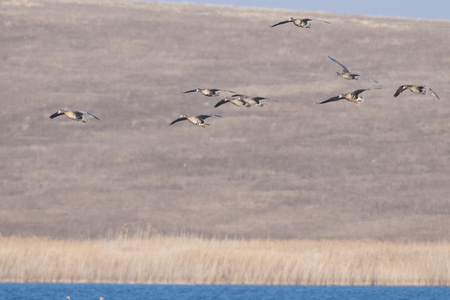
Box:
[0,234,448,285]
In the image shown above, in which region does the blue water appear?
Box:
[0,283,449,300]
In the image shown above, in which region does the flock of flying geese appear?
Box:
[49,16,441,127]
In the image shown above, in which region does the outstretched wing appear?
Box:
[310,19,331,24]
[49,111,64,119]
[255,97,279,102]
[316,96,341,104]
[394,85,408,97]
[182,89,197,94]
[169,117,187,125]
[214,99,228,108]
[270,20,292,27]
[217,89,237,94]
[198,114,222,120]
[328,56,349,72]
[353,88,379,96]
[426,87,440,100]
[79,111,100,120]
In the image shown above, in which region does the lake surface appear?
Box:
[1,283,449,300]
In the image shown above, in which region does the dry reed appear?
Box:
[0,234,448,286]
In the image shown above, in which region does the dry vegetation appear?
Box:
[1,234,449,286]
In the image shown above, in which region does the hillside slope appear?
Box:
[1,0,449,240]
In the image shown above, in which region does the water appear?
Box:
[1,283,449,300]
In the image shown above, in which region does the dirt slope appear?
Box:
[1,0,449,240]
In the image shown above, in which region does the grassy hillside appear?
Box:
[0,0,449,240]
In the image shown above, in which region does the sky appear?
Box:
[143,0,450,20]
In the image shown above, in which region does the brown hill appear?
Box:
[1,0,449,240]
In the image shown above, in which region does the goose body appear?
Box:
[328,56,379,83]
[317,88,380,104]
[270,17,331,29]
[231,94,278,107]
[394,85,440,100]
[182,88,236,97]
[214,97,250,108]
[170,114,222,128]
[49,110,99,123]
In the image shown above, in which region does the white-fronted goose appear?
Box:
[231,94,278,107]
[49,110,99,123]
[214,97,250,108]
[182,88,236,97]
[270,17,330,29]
[169,114,222,128]
[328,56,379,84]
[394,85,440,100]
[317,88,380,104]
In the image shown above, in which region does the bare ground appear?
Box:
[0,0,449,240]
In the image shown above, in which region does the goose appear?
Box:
[270,17,330,29]
[328,56,379,84]
[317,88,380,104]
[214,97,250,108]
[182,88,236,97]
[394,85,440,100]
[231,94,278,107]
[169,114,222,128]
[49,110,99,123]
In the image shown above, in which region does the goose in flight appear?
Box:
[49,110,99,123]
[328,56,379,84]
[317,88,380,104]
[169,114,222,128]
[182,88,236,97]
[231,94,278,107]
[270,17,331,29]
[214,97,250,108]
[394,85,440,100]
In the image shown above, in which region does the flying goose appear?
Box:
[328,56,379,84]
[182,88,236,97]
[169,114,222,128]
[214,97,250,108]
[394,85,440,100]
[49,110,99,123]
[317,88,380,104]
[270,17,331,29]
[231,94,278,107]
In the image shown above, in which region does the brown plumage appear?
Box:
[182,88,236,97]
[49,110,99,123]
[317,88,380,104]
[270,17,330,29]
[231,94,278,107]
[328,56,379,83]
[169,114,222,128]
[214,97,250,108]
[394,85,440,100]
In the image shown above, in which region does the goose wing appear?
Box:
[197,114,222,120]
[394,85,409,97]
[216,89,237,94]
[426,87,440,100]
[49,111,64,119]
[182,89,197,94]
[170,117,187,125]
[78,111,100,120]
[328,56,350,73]
[214,99,229,108]
[254,96,279,102]
[310,19,331,24]
[353,88,380,97]
[316,96,341,104]
[270,19,292,27]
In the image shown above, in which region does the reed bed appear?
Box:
[0,234,448,286]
